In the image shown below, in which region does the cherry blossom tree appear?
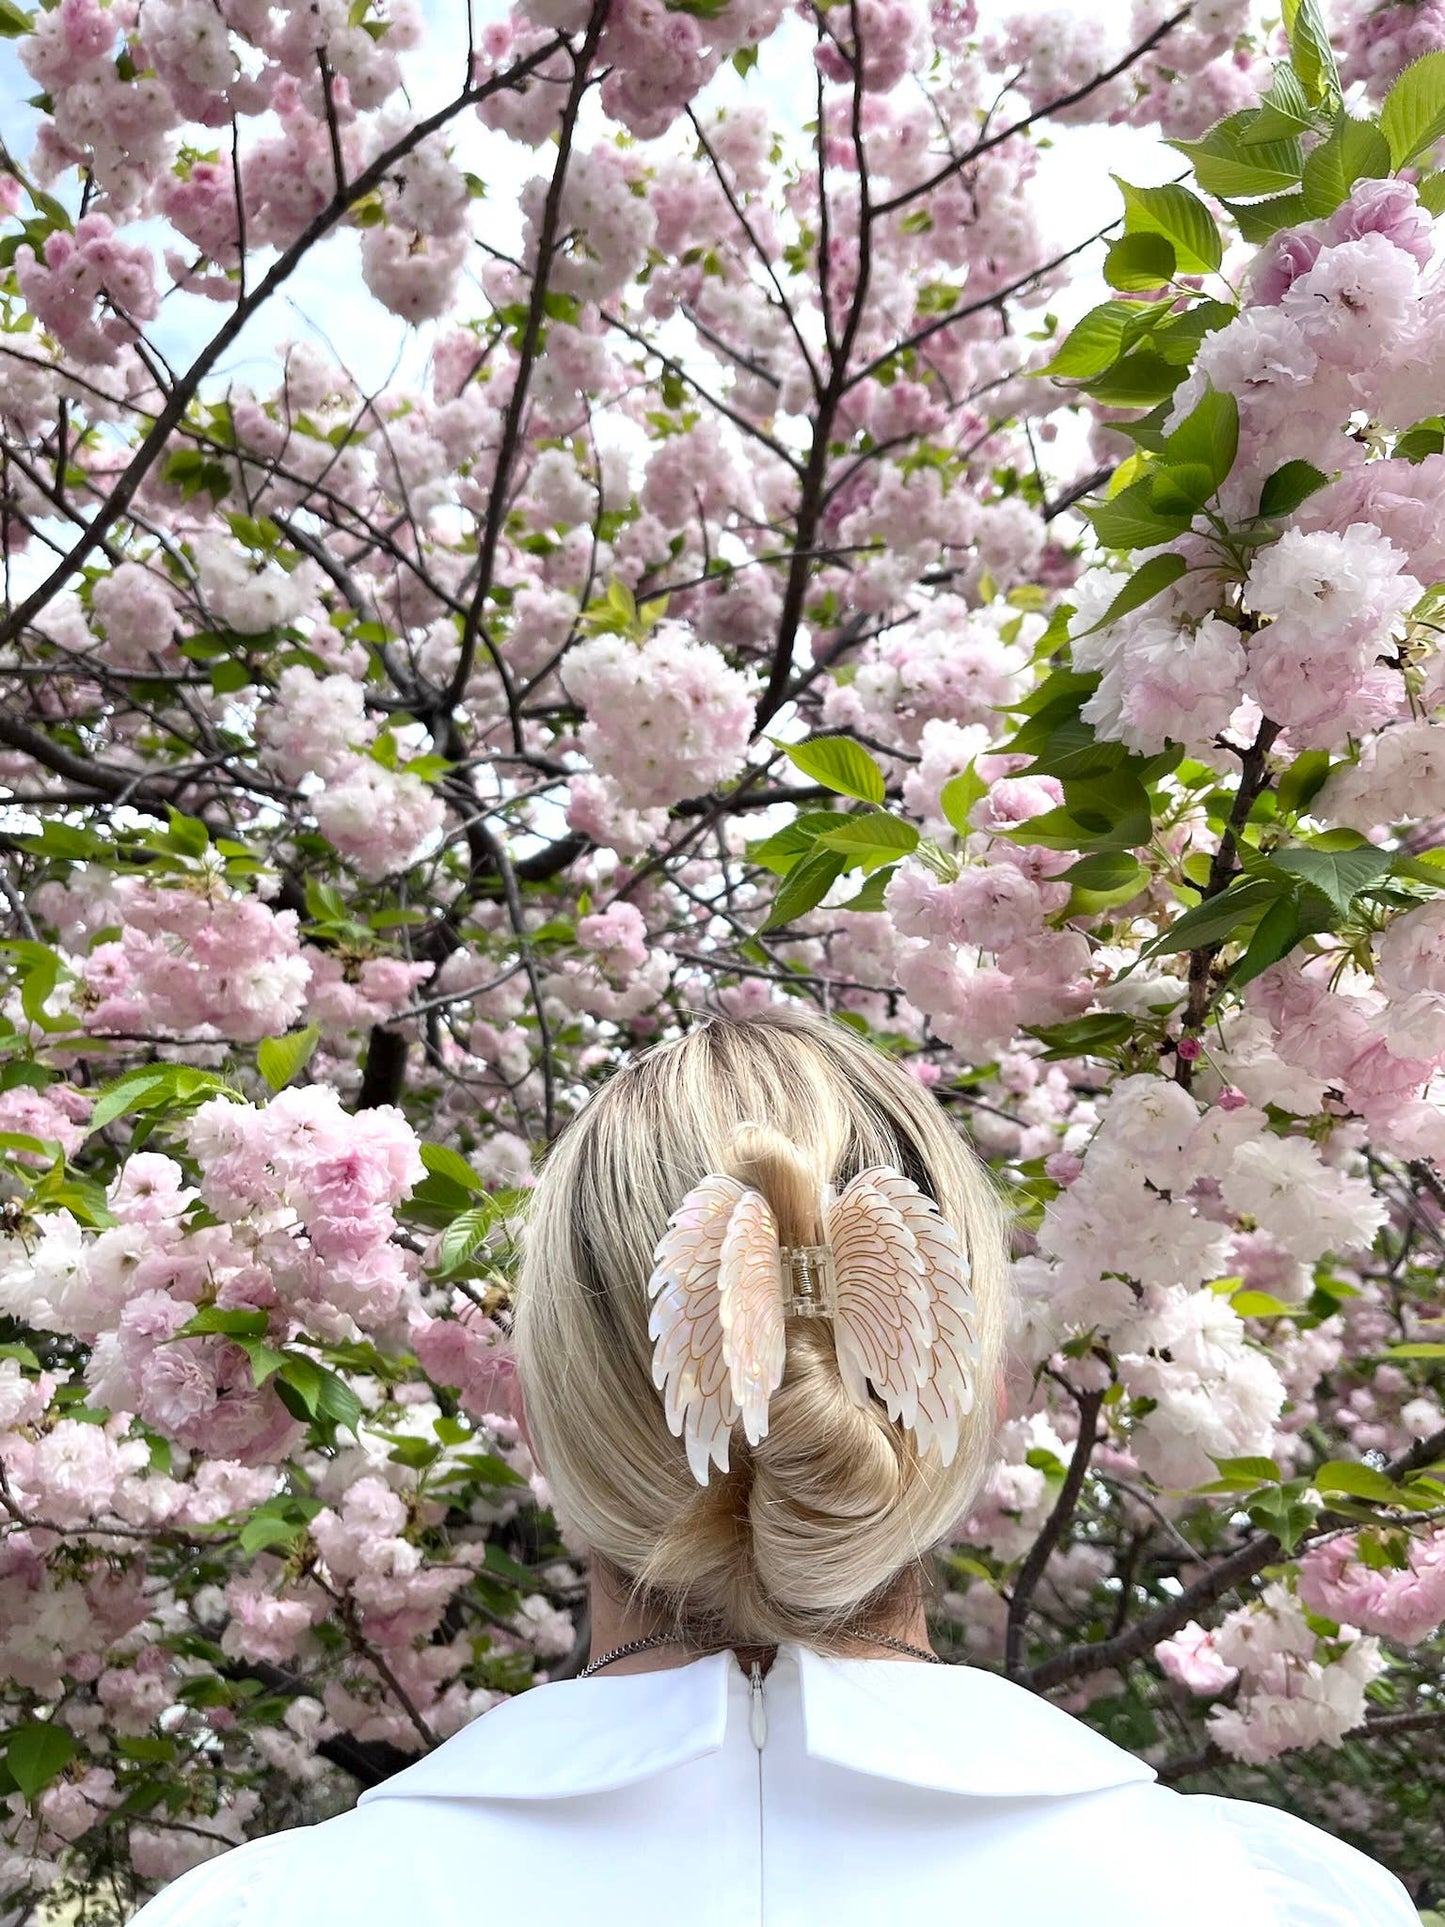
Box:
[2,0,1445,1913]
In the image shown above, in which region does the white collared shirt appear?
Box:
[129,1645,1418,1925]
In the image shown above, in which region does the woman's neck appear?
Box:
[584,1558,936,1676]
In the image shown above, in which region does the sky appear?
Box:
[0,0,1174,400]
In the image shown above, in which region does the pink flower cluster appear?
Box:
[1161,1583,1383,1765]
[562,625,756,811]
[1299,1528,1445,1645]
[15,215,159,366]
[82,881,311,1043]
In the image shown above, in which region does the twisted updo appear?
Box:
[512,1008,1010,1650]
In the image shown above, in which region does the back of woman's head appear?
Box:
[512,1008,1010,1649]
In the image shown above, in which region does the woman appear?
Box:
[132,1010,1418,1925]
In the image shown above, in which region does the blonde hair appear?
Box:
[512,1008,1010,1650]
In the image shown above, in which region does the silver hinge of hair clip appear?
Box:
[781,1243,835,1318]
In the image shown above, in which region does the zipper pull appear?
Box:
[748,1660,767,1750]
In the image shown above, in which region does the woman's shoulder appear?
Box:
[1166,1790,1419,1925]
[126,1831,294,1926]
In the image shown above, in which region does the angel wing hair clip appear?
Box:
[646,1166,980,1486]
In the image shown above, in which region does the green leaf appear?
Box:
[1244,62,1317,144]
[1314,1460,1405,1504]
[1276,749,1333,815]
[237,1495,323,1556]
[1220,191,1311,243]
[1112,177,1224,274]
[1104,232,1177,292]
[939,764,987,835]
[1268,845,1391,916]
[1083,349,1184,409]
[177,1306,271,1340]
[1076,553,1189,637]
[1025,1011,1136,1058]
[420,1143,489,1196]
[3,1723,75,1801]
[1281,0,1341,104]
[1417,170,1445,217]
[164,808,210,859]
[1381,51,1445,169]
[782,736,886,804]
[256,1023,320,1093]
[763,847,848,929]
[747,818,831,876]
[834,866,897,912]
[1162,386,1239,491]
[435,1206,495,1276]
[86,1067,179,1133]
[1258,459,1329,518]
[815,813,920,866]
[1300,111,1392,218]
[1060,851,1147,892]
[1171,113,1305,199]
[1212,1455,1283,1484]
[1086,478,1194,551]
[1229,1289,1305,1317]
[1038,301,1150,380]
[1383,1342,1445,1359]
[314,1365,363,1433]
[1395,417,1445,463]
[0,1,35,37]
[1144,877,1282,957]
[1011,771,1153,854]
[1230,894,1306,988]
[1149,461,1219,517]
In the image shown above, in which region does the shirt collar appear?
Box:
[357,1645,1156,1805]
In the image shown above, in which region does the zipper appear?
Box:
[749,1659,766,1926]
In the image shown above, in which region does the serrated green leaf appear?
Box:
[782,736,886,804]
[1213,1454,1283,1484]
[1162,385,1239,491]
[1220,191,1311,243]
[3,1723,75,1802]
[435,1206,495,1275]
[834,865,898,912]
[256,1023,320,1093]
[1025,1011,1136,1058]
[1300,111,1392,219]
[1104,232,1177,293]
[814,813,919,863]
[939,763,987,835]
[1076,553,1189,637]
[763,847,847,929]
[1276,749,1333,815]
[1144,877,1282,957]
[1086,479,1194,551]
[1258,459,1330,518]
[1039,301,1150,380]
[1314,1460,1404,1503]
[1112,177,1223,274]
[420,1143,489,1196]
[1381,50,1445,168]
[177,1306,271,1340]
[1172,113,1305,199]
[1269,845,1391,915]
[1281,0,1340,105]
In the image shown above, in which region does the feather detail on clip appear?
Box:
[718,1187,786,1449]
[835,1168,979,1467]
[646,1165,979,1486]
[647,1174,747,1483]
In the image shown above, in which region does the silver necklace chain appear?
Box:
[579,1631,944,1680]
